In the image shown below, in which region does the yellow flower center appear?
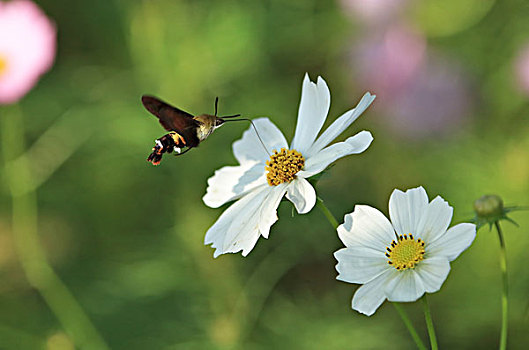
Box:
[0,55,7,77]
[265,148,305,186]
[386,234,425,271]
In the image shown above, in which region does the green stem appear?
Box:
[1,108,109,350]
[393,303,427,350]
[316,198,426,349]
[494,221,508,350]
[421,295,438,350]
[316,197,339,229]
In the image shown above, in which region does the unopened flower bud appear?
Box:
[474,195,504,219]
[471,194,522,230]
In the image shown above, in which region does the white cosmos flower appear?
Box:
[334,186,477,316]
[203,74,376,257]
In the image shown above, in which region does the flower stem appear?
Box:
[316,197,339,229]
[1,108,109,350]
[494,221,508,350]
[421,295,438,350]
[392,303,427,350]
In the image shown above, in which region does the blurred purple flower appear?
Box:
[340,0,407,25]
[514,44,529,95]
[0,0,56,104]
[352,25,473,138]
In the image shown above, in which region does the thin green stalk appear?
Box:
[316,198,426,350]
[1,108,109,350]
[393,303,427,350]
[421,295,438,350]
[494,221,508,350]
[316,197,339,229]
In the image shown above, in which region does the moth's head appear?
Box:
[214,117,225,129]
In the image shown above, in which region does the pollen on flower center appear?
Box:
[0,56,7,77]
[265,148,305,186]
[385,234,425,271]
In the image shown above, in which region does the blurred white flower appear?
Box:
[203,74,375,257]
[334,186,476,316]
[0,0,56,104]
[340,0,406,25]
[514,44,529,95]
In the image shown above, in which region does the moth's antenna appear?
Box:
[223,118,271,157]
[214,97,219,116]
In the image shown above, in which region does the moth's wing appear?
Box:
[141,95,198,131]
[142,95,200,147]
[181,124,201,148]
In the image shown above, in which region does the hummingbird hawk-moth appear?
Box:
[142,95,241,165]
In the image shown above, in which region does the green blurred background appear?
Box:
[1,0,529,349]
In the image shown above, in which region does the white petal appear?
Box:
[257,183,289,238]
[306,92,376,158]
[385,269,425,302]
[427,223,476,261]
[351,269,393,316]
[297,131,373,178]
[337,205,395,253]
[285,177,316,214]
[334,246,390,284]
[337,211,354,240]
[415,257,451,293]
[204,185,269,257]
[290,74,330,153]
[221,184,288,256]
[202,162,267,208]
[389,186,429,237]
[416,196,453,243]
[233,117,288,164]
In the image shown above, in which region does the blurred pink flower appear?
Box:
[0,0,56,104]
[514,45,529,95]
[387,56,473,138]
[352,25,473,138]
[353,25,426,99]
